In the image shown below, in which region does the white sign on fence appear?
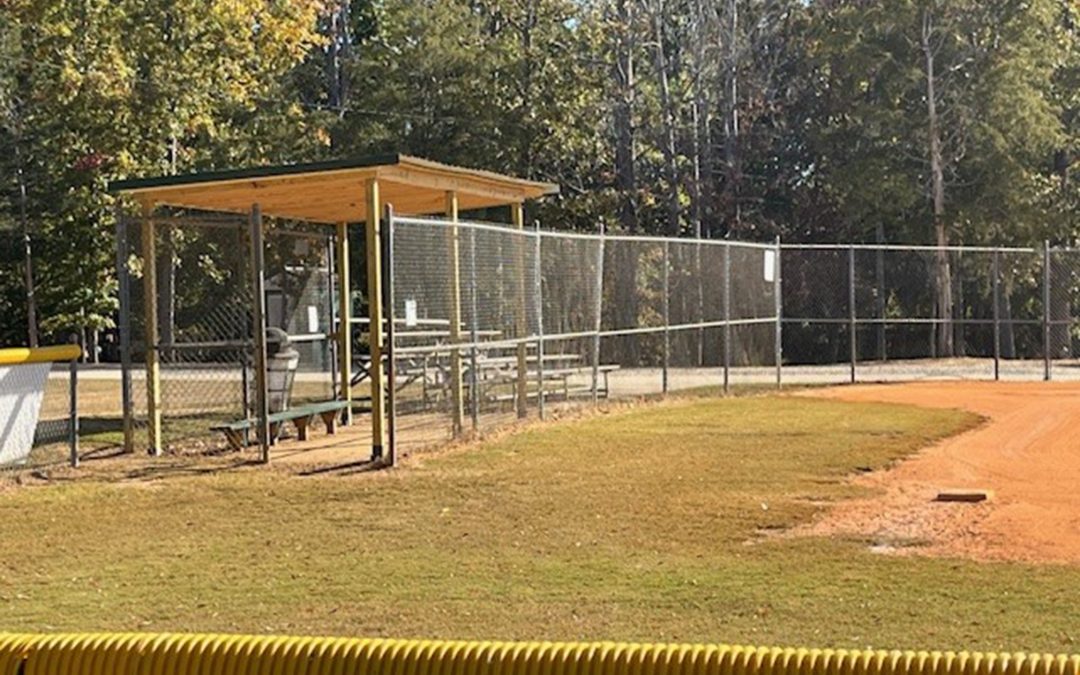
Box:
[405,299,418,327]
[307,305,319,333]
[763,250,776,282]
[0,363,50,467]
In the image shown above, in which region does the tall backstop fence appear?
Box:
[385,215,780,453]
[1,632,1079,675]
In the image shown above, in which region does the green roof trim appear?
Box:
[109,153,403,193]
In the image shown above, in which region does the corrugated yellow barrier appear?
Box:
[3,633,1080,675]
[0,344,81,366]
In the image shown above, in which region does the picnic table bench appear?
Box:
[211,399,350,452]
[487,364,620,402]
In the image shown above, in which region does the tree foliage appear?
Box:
[0,0,1077,348]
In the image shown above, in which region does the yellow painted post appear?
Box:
[336,221,353,425]
[512,202,528,418]
[140,202,162,455]
[365,179,387,460]
[446,191,465,436]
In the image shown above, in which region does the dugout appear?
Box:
[110,154,557,466]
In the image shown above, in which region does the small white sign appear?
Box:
[307,305,319,333]
[763,250,776,282]
[404,299,418,327]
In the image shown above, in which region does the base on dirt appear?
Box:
[934,489,992,503]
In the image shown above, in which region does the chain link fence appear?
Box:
[386,216,781,454]
[118,213,337,453]
[780,244,1080,382]
[109,203,1080,464]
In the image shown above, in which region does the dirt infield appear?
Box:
[803,381,1080,564]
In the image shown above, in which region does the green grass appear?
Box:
[2,394,1079,653]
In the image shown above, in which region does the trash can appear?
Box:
[265,327,299,413]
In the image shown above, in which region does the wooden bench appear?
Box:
[212,400,350,452]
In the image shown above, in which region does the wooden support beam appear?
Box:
[447,191,465,436]
[365,179,388,460]
[336,221,353,425]
[140,202,162,455]
[512,202,529,418]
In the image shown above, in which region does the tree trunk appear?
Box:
[520,0,537,178]
[612,0,639,364]
[690,0,714,365]
[1001,275,1016,359]
[721,0,740,235]
[689,0,714,240]
[923,7,953,357]
[158,225,176,357]
[650,0,680,238]
[15,142,38,348]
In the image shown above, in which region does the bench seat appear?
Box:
[212,400,350,451]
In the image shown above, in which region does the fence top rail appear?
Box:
[393,215,525,238]
[546,231,776,250]
[782,243,1040,253]
[391,215,774,250]
[0,344,82,365]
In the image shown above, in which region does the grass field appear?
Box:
[4,393,1080,653]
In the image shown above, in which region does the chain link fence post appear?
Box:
[114,205,134,454]
[68,334,79,468]
[1043,239,1051,381]
[662,240,670,395]
[848,245,857,383]
[723,242,731,394]
[875,227,887,360]
[591,224,605,405]
[774,236,782,390]
[534,222,545,420]
[468,226,480,431]
[248,204,270,463]
[992,248,1001,381]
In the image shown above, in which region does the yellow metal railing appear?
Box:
[0,344,81,366]
[1,634,1079,675]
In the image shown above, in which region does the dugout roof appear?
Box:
[110,153,559,223]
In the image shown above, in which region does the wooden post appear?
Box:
[365,178,387,460]
[249,204,270,463]
[140,202,162,455]
[512,202,529,418]
[335,221,353,424]
[383,204,397,467]
[447,191,465,436]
